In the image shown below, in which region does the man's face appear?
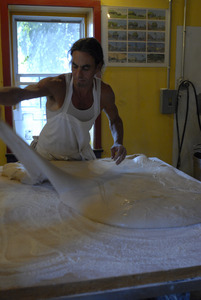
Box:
[71,51,100,88]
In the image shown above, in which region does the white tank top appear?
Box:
[36,73,101,161]
[67,100,94,121]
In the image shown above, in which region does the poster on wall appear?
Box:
[101,6,169,67]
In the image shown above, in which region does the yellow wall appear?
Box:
[100,0,201,164]
[101,0,173,163]
[102,67,170,160]
[0,0,201,165]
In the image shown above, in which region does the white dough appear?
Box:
[54,158,201,229]
[2,162,47,184]
[0,119,201,229]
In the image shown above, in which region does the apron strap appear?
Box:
[62,74,73,113]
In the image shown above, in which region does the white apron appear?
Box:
[36,74,101,161]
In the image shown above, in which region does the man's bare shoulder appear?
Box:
[53,73,66,82]
[38,74,67,109]
[39,74,66,98]
[38,74,66,88]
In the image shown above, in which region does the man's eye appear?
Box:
[83,67,90,71]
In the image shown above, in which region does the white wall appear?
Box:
[173,26,201,177]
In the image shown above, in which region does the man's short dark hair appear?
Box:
[70,37,104,67]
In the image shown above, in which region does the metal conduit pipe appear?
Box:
[167,0,172,89]
[181,0,188,80]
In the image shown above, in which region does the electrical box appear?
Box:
[160,88,177,114]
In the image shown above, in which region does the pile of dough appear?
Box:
[2,162,47,185]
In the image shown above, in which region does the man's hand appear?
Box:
[111,143,127,165]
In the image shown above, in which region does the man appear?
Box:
[0,37,127,165]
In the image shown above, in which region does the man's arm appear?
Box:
[0,77,56,106]
[101,82,127,165]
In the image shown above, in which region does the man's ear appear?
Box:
[95,63,103,78]
[96,62,103,72]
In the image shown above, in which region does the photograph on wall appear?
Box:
[101,6,169,67]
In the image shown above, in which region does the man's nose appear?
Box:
[77,67,83,77]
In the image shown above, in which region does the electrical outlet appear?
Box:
[160,88,177,114]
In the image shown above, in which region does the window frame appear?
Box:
[11,14,86,143]
[0,0,102,154]
[12,14,85,82]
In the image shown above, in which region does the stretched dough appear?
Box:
[56,157,201,229]
[0,119,201,229]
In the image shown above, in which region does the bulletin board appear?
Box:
[101,6,169,67]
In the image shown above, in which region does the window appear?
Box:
[11,14,85,144]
